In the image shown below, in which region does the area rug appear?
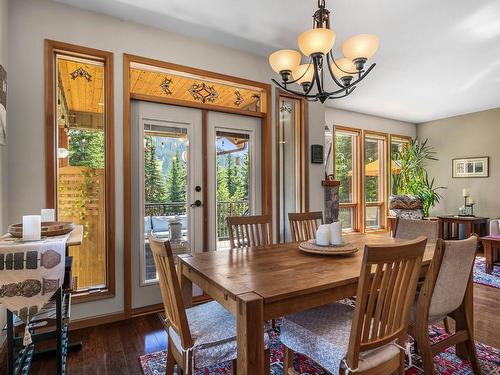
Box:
[474,256,500,289]
[139,322,500,375]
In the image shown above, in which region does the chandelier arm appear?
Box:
[326,52,348,89]
[327,86,356,99]
[278,59,314,86]
[271,79,322,99]
[324,62,376,96]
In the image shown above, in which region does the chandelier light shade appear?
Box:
[330,58,356,80]
[293,64,314,85]
[269,49,301,75]
[341,34,380,62]
[298,28,336,57]
[269,0,379,102]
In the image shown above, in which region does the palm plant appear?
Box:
[393,139,446,217]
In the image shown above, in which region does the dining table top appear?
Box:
[178,232,436,303]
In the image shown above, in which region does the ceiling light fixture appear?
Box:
[269,0,379,102]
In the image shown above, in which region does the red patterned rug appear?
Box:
[139,321,500,374]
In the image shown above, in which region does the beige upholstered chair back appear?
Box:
[288,211,323,242]
[428,236,477,319]
[346,236,427,369]
[394,218,439,243]
[148,235,193,349]
[227,215,272,249]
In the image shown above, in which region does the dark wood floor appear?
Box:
[1,283,499,375]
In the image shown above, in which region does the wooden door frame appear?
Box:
[123,54,272,316]
[274,89,309,243]
[44,39,116,303]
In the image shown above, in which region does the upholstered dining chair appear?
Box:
[281,236,427,375]
[227,214,272,249]
[288,211,323,242]
[408,236,481,375]
[148,235,270,375]
[393,218,439,243]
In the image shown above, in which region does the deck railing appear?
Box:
[144,200,249,241]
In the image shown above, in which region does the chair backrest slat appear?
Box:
[394,218,439,242]
[346,236,427,368]
[227,215,272,249]
[148,235,193,349]
[288,212,324,242]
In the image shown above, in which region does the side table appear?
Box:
[437,215,489,240]
[479,236,500,274]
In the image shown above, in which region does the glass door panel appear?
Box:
[207,111,261,251]
[143,126,189,283]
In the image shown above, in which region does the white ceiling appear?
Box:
[53,0,500,123]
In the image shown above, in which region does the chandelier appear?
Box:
[269,0,379,103]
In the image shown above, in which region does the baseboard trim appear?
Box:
[69,311,127,331]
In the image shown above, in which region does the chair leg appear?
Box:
[264,348,270,374]
[413,333,435,375]
[443,317,451,334]
[232,359,238,375]
[165,345,175,375]
[283,346,294,375]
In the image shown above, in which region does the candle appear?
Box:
[330,221,343,245]
[41,208,55,222]
[468,197,475,204]
[462,188,469,197]
[316,224,330,246]
[23,215,41,241]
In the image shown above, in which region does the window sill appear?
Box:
[70,289,115,304]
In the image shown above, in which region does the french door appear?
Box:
[131,101,261,309]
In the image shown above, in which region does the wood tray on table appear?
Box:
[8,222,75,238]
[299,239,358,255]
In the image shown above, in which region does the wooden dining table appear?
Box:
[178,232,474,374]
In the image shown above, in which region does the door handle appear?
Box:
[190,200,203,207]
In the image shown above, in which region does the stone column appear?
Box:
[322,180,340,224]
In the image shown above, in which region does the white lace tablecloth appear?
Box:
[0,237,67,343]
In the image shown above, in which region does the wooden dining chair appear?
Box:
[227,214,272,249]
[288,211,323,242]
[281,237,427,375]
[148,235,270,374]
[393,218,439,242]
[408,236,481,375]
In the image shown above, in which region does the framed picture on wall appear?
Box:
[452,157,489,178]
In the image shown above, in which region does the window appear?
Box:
[363,133,387,230]
[334,128,359,231]
[390,135,411,195]
[46,40,114,299]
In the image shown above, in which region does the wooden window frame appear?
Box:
[275,89,308,242]
[362,130,388,231]
[45,39,115,303]
[333,125,361,232]
[123,54,272,316]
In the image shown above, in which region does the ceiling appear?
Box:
[53,0,500,123]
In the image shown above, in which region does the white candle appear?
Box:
[330,221,343,245]
[23,215,41,241]
[462,188,469,197]
[316,229,330,246]
[41,208,55,222]
[468,197,475,204]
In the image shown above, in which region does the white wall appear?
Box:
[417,108,500,219]
[325,107,416,137]
[7,0,324,320]
[0,0,7,348]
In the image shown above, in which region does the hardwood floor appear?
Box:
[1,284,498,374]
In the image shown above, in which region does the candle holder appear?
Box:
[458,196,475,217]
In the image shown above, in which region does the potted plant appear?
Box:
[393,139,446,217]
